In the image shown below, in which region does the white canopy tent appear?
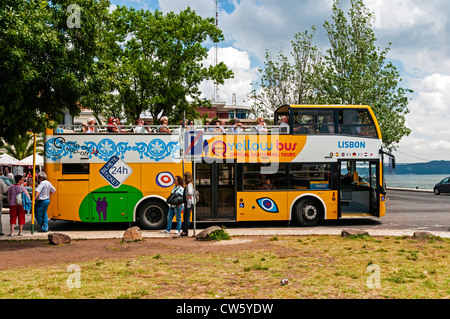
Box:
[16,154,44,166]
[0,153,19,165]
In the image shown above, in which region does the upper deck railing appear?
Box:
[52,124,289,135]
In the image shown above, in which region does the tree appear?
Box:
[97,7,234,124]
[252,0,412,150]
[250,28,322,117]
[4,134,44,160]
[0,0,111,144]
[316,0,411,149]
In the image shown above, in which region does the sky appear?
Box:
[109,0,450,164]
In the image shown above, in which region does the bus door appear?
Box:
[195,162,236,221]
[339,160,379,217]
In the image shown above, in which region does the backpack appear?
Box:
[194,190,199,204]
[183,183,199,204]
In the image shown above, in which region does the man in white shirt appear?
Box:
[35,172,56,232]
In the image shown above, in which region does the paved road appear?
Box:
[381,189,450,232]
[1,188,449,239]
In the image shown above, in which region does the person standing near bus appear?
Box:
[6,175,30,236]
[162,175,184,234]
[181,171,194,237]
[0,177,9,235]
[35,172,56,232]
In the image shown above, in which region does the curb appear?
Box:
[387,187,433,193]
[1,227,449,241]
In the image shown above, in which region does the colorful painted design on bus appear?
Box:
[45,135,181,163]
[44,105,392,229]
[78,184,144,222]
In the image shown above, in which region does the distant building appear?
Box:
[64,95,254,125]
[196,100,253,123]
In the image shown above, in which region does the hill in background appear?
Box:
[385,160,450,174]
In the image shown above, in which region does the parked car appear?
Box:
[433,177,450,195]
[0,176,33,208]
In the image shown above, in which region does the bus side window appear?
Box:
[339,109,377,137]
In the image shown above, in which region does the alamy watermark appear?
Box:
[67,4,81,29]
[366,264,381,289]
[67,264,81,289]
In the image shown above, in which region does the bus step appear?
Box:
[341,213,374,218]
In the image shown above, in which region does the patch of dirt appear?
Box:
[0,236,272,271]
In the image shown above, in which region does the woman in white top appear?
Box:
[181,171,194,236]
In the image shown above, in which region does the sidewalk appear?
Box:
[2,208,449,241]
[1,213,449,241]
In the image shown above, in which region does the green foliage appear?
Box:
[205,227,231,241]
[251,27,321,117]
[3,134,44,160]
[97,6,233,124]
[0,1,233,138]
[0,0,111,143]
[318,0,412,149]
[252,0,412,150]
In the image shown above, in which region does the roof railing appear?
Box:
[53,124,289,134]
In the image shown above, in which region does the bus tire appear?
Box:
[136,199,168,230]
[293,198,323,227]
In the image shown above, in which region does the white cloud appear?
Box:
[158,0,214,18]
[394,73,450,162]
[199,47,259,105]
[120,0,450,162]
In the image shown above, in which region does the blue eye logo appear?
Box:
[256,198,279,213]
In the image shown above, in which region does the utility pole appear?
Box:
[213,0,224,102]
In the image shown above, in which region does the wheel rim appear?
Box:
[302,203,318,220]
[144,205,163,225]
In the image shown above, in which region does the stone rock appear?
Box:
[341,229,370,237]
[48,233,71,245]
[413,231,435,239]
[195,226,223,240]
[122,226,143,242]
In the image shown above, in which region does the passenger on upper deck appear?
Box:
[218,119,226,132]
[320,115,334,133]
[232,118,244,133]
[275,115,289,133]
[107,117,121,133]
[157,116,171,133]
[256,117,267,133]
[82,117,96,133]
[211,120,224,133]
[133,118,146,133]
[280,116,289,127]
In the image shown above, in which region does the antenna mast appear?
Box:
[214,0,221,102]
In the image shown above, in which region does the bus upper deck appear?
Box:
[51,104,380,138]
[43,105,389,229]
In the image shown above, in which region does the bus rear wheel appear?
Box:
[137,199,168,230]
[294,198,323,227]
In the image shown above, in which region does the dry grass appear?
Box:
[0,235,448,299]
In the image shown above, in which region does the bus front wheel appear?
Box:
[137,199,168,230]
[293,198,323,227]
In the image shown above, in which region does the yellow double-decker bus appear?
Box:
[44,105,394,229]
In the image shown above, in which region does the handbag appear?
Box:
[16,192,23,206]
[166,188,184,205]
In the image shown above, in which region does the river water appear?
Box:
[385,174,449,190]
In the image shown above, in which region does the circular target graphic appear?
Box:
[256,197,279,213]
[156,172,174,188]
